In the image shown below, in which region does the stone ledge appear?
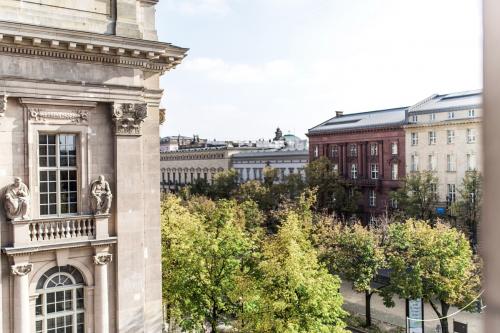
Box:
[2,236,118,255]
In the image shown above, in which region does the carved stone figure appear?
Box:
[11,263,33,276]
[90,175,112,215]
[93,253,113,265]
[2,177,30,220]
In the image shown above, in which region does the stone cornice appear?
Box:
[0,20,188,73]
[404,118,482,129]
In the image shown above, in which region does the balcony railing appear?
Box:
[9,214,109,248]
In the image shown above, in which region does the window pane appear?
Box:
[50,205,57,215]
[47,303,55,313]
[39,134,47,144]
[49,171,57,181]
[48,135,56,144]
[39,157,47,167]
[48,157,56,167]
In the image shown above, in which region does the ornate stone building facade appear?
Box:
[0,1,187,332]
[405,90,482,208]
[308,109,407,222]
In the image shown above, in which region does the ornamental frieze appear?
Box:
[112,103,148,136]
[29,109,88,123]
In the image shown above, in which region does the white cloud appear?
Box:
[164,0,231,16]
[181,57,296,84]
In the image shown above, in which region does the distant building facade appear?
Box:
[160,147,246,192]
[232,149,309,183]
[308,109,407,221]
[405,90,482,208]
[0,1,186,332]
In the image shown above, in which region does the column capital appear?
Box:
[0,94,6,117]
[93,253,113,265]
[112,103,148,136]
[11,263,33,276]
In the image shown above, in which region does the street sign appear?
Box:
[453,320,467,333]
[406,298,424,333]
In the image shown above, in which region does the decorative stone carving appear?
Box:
[93,253,112,265]
[2,177,30,220]
[91,175,112,215]
[11,263,33,276]
[0,95,6,117]
[112,103,148,135]
[29,109,88,123]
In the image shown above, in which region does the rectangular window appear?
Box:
[371,164,379,179]
[391,163,398,180]
[468,109,476,118]
[411,114,418,123]
[390,197,398,209]
[331,145,338,157]
[39,134,78,216]
[447,130,455,144]
[314,145,319,158]
[447,154,456,172]
[411,132,418,146]
[448,111,455,119]
[467,128,476,143]
[467,153,476,171]
[428,154,437,171]
[391,142,398,155]
[351,164,358,179]
[370,143,378,156]
[369,190,376,207]
[411,154,419,172]
[428,131,436,145]
[350,144,357,157]
[448,184,456,203]
[429,113,436,121]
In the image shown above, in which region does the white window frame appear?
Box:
[370,143,378,156]
[411,154,419,172]
[428,154,437,171]
[350,144,357,157]
[369,190,376,207]
[351,163,358,179]
[447,154,456,172]
[468,109,476,118]
[411,132,418,146]
[467,128,476,143]
[447,130,455,144]
[371,163,379,180]
[428,131,437,145]
[429,113,436,121]
[448,111,456,119]
[314,145,319,158]
[391,163,398,180]
[391,142,398,155]
[448,184,456,203]
[467,153,476,171]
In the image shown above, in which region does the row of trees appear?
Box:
[161,193,347,333]
[315,217,481,333]
[162,191,481,333]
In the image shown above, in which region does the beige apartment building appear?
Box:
[405,90,482,207]
[0,1,186,332]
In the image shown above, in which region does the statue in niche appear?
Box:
[90,175,112,215]
[2,177,30,220]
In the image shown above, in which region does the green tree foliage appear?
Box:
[314,220,385,327]
[381,220,481,333]
[190,177,212,197]
[451,170,482,246]
[211,169,240,199]
[161,195,253,332]
[240,198,347,333]
[305,157,360,217]
[390,171,439,222]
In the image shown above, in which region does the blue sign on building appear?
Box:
[436,207,446,215]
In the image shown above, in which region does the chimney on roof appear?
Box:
[335,111,344,117]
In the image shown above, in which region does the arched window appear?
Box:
[35,265,85,333]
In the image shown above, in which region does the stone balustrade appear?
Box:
[9,214,110,248]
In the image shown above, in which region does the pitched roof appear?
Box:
[408,89,482,113]
[308,107,408,134]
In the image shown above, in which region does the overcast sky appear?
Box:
[157,0,482,141]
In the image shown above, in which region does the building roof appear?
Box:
[232,148,309,159]
[308,107,408,135]
[408,89,482,113]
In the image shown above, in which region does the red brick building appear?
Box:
[307,108,407,222]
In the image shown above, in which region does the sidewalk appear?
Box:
[340,281,484,332]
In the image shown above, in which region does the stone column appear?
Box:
[94,253,112,332]
[12,263,33,333]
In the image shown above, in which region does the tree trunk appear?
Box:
[439,301,450,333]
[365,290,373,327]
